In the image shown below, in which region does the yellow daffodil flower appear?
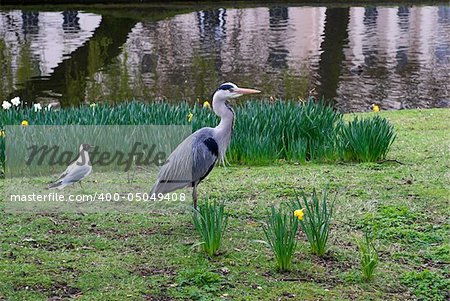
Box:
[0,130,5,138]
[90,103,97,108]
[21,120,29,127]
[187,112,193,123]
[294,209,304,220]
[203,101,211,109]
[371,104,380,112]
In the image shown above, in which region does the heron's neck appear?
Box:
[213,96,234,133]
[212,95,234,161]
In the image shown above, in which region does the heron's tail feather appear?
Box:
[150,179,190,197]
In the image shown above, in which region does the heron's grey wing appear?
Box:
[158,135,196,183]
[151,130,218,195]
[192,137,218,183]
[60,164,92,184]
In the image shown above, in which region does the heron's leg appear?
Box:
[192,183,198,209]
[79,182,83,189]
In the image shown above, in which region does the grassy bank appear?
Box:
[0,108,448,300]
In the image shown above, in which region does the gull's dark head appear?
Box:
[80,144,94,152]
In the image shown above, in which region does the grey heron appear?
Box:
[48,143,93,190]
[150,82,261,208]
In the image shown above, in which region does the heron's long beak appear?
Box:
[235,88,261,95]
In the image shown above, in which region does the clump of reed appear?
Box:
[228,100,342,164]
[341,116,396,162]
[192,201,228,257]
[292,189,335,256]
[356,232,379,281]
[262,205,299,272]
[0,99,397,171]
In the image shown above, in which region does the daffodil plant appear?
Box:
[356,232,378,281]
[293,189,335,256]
[262,206,298,272]
[192,201,228,257]
[187,112,193,123]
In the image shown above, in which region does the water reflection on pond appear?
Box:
[0,4,449,112]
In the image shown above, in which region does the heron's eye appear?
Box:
[218,84,234,91]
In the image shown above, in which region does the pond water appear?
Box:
[0,4,449,112]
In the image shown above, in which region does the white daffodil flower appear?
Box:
[33,103,42,112]
[11,97,21,106]
[2,101,12,110]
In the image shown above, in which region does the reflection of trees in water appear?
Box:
[64,61,86,106]
[341,6,446,110]
[106,50,132,104]
[9,15,136,106]
[141,53,156,74]
[397,6,410,31]
[396,7,410,71]
[360,7,396,107]
[16,41,39,101]
[0,39,38,101]
[197,9,226,43]
[21,12,39,35]
[137,7,310,102]
[0,40,13,100]
[2,6,449,109]
[282,68,309,100]
[438,6,450,22]
[191,53,219,101]
[0,8,311,105]
[196,9,226,87]
[268,7,289,70]
[318,8,350,102]
[436,7,450,62]
[362,7,378,68]
[63,11,80,32]
[395,49,408,72]
[85,37,111,102]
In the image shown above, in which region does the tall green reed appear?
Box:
[341,115,396,162]
[0,99,397,169]
[262,206,298,272]
[192,201,228,257]
[292,189,335,256]
[356,232,379,281]
[227,99,343,163]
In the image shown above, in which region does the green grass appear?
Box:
[0,108,449,300]
[401,270,449,301]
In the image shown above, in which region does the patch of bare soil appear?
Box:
[311,251,355,272]
[16,282,82,300]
